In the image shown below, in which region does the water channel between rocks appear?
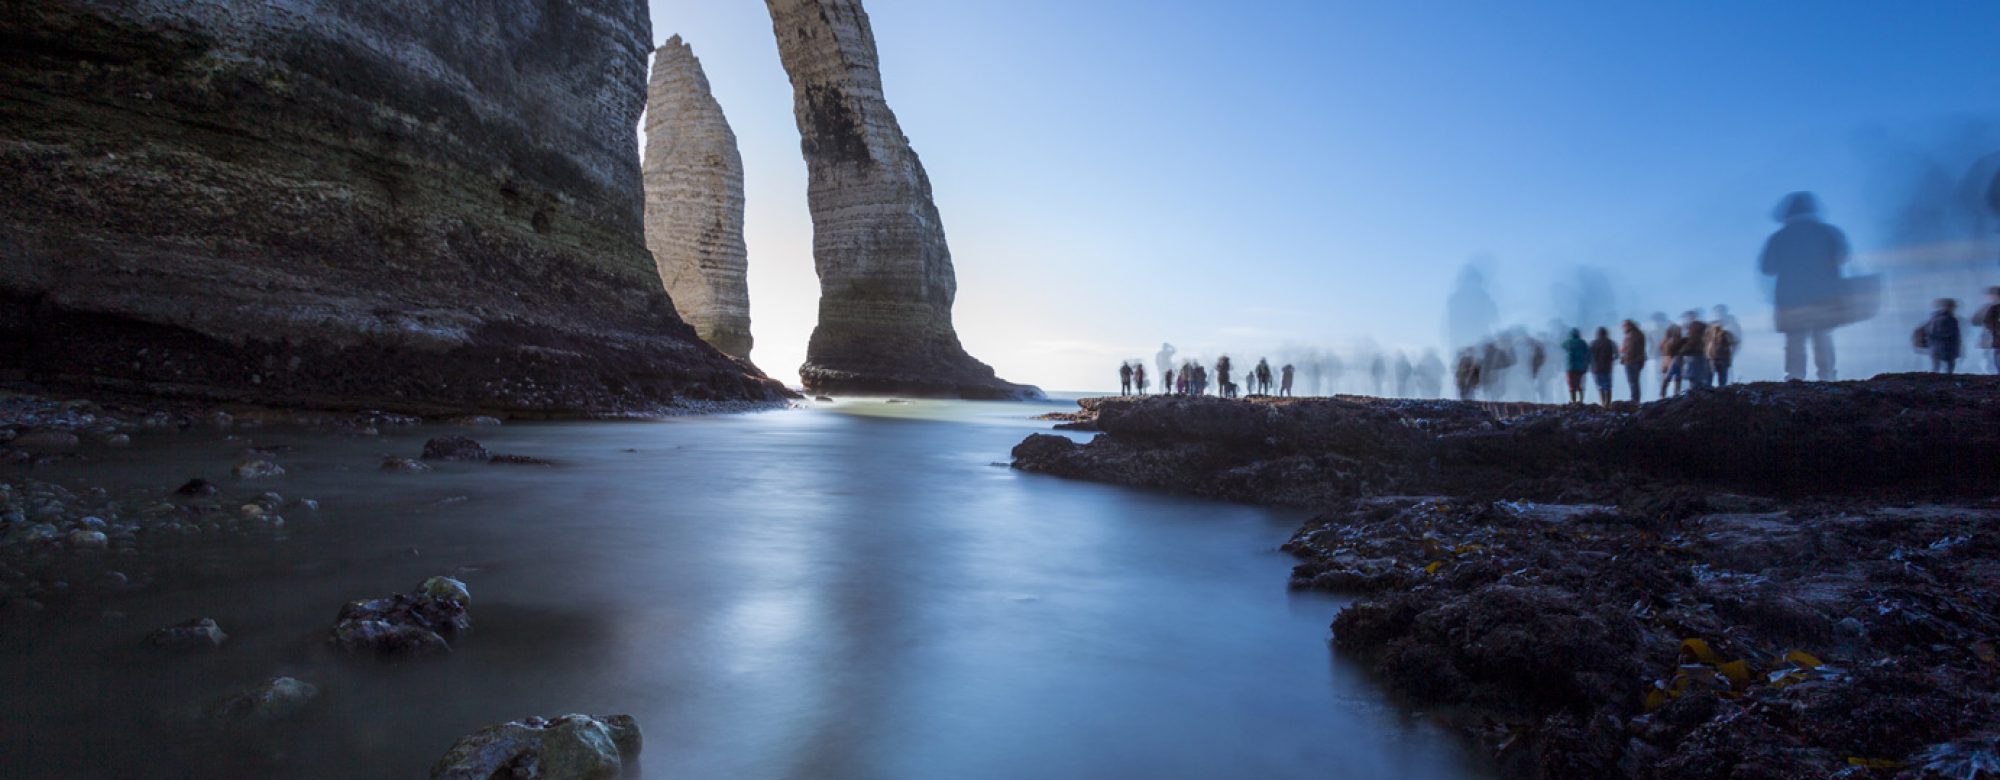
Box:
[0,397,1490,779]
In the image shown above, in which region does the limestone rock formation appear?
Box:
[644,36,754,362]
[765,0,1041,400]
[0,0,789,413]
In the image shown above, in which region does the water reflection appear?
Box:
[0,400,1489,779]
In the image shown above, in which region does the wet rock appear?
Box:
[65,529,107,549]
[431,713,641,780]
[422,436,490,462]
[381,456,433,473]
[212,676,318,724]
[150,617,227,650]
[331,577,470,658]
[489,454,553,466]
[103,433,131,447]
[12,430,79,453]
[174,478,218,497]
[446,416,503,427]
[231,459,285,479]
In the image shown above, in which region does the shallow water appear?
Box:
[0,398,1489,779]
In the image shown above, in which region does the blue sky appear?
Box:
[647,1,2000,392]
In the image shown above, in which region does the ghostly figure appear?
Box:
[1760,192,1870,381]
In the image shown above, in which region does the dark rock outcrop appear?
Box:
[643,36,754,362]
[330,576,469,658]
[1014,375,2000,505]
[1017,375,2000,779]
[421,436,489,462]
[432,713,642,780]
[764,0,1040,400]
[0,0,789,414]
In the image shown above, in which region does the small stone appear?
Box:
[174,478,218,497]
[296,498,319,511]
[150,617,228,650]
[104,434,131,447]
[488,454,552,466]
[239,504,266,519]
[232,458,285,479]
[80,516,107,529]
[420,436,489,462]
[67,529,108,549]
[421,576,471,606]
[380,456,432,473]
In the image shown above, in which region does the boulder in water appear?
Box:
[331,577,470,658]
[231,458,285,479]
[431,713,641,780]
[150,617,228,650]
[212,676,318,724]
[422,436,490,462]
[381,456,433,473]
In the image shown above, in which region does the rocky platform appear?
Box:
[1014,375,2000,779]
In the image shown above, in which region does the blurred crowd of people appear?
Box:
[1118,187,2000,403]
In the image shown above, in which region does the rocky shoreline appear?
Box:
[1014,376,2000,779]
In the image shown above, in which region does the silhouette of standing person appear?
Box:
[1760,192,1851,381]
[1118,362,1133,395]
[1280,363,1295,397]
[1134,362,1148,395]
[1619,320,1647,403]
[1155,343,1177,387]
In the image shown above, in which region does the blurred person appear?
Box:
[1215,355,1233,399]
[1118,362,1133,395]
[1416,350,1446,398]
[1560,328,1589,404]
[1712,304,1742,343]
[1646,312,1672,389]
[1982,287,2000,373]
[1589,326,1618,406]
[1280,363,1295,397]
[1155,343,1177,386]
[1657,322,1684,398]
[1163,367,1176,397]
[1479,340,1513,400]
[1619,320,1648,403]
[1454,349,1481,400]
[1368,354,1386,397]
[1134,362,1148,395]
[1528,334,1550,403]
[1255,358,1274,395]
[1393,351,1414,398]
[1760,192,1860,381]
[1679,317,1714,389]
[1922,299,1963,374]
[1707,315,1738,386]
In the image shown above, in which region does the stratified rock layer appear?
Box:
[0,0,788,413]
[643,36,754,361]
[765,0,1040,400]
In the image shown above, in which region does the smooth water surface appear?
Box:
[0,399,1488,779]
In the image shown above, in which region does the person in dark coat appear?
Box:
[1925,299,1963,374]
[1119,362,1133,395]
[1759,192,1851,381]
[1983,287,2000,374]
[1619,320,1647,403]
[1588,327,1618,406]
[1678,318,1714,389]
[1706,317,1738,387]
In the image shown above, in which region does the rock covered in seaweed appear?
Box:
[431,713,642,780]
[330,576,470,658]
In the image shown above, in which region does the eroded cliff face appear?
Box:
[765,0,1040,400]
[0,0,788,413]
[643,36,753,362]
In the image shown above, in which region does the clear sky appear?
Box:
[646,0,2000,393]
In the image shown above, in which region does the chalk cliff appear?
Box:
[765,0,1040,400]
[0,0,787,413]
[643,36,754,362]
